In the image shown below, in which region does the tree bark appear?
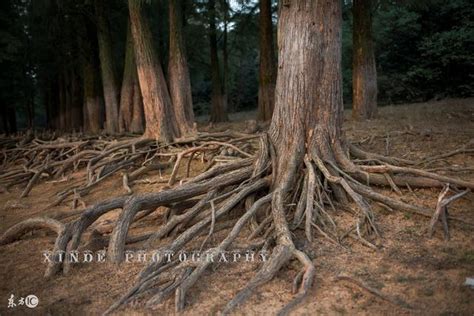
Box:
[168,0,195,137]
[119,22,144,134]
[270,0,344,186]
[352,0,377,120]
[128,0,177,142]
[95,0,120,133]
[208,0,228,122]
[257,0,276,121]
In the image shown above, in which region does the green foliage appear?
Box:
[374,0,474,103]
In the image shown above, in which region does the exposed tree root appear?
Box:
[335,274,415,310]
[1,132,473,314]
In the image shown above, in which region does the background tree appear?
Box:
[168,0,195,136]
[77,2,103,133]
[208,0,228,122]
[128,0,177,141]
[257,0,276,121]
[352,0,377,120]
[119,21,144,134]
[95,0,120,134]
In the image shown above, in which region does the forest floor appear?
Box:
[0,98,473,315]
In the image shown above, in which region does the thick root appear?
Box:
[1,132,472,315]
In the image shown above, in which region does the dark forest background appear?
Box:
[1,0,473,129]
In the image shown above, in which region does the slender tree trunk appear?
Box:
[119,22,144,134]
[128,0,177,141]
[168,0,195,137]
[7,107,16,134]
[82,62,102,134]
[65,68,73,131]
[48,78,60,130]
[222,0,229,113]
[0,106,15,134]
[70,68,83,131]
[257,0,276,121]
[352,0,377,120]
[58,72,67,131]
[95,0,120,133]
[78,16,103,134]
[208,0,228,122]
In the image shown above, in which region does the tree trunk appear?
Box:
[352,0,377,120]
[257,0,276,121]
[222,0,229,113]
[130,74,145,134]
[119,22,144,134]
[128,0,177,142]
[78,16,103,134]
[208,0,228,123]
[269,0,345,193]
[168,0,195,137]
[64,68,73,131]
[82,60,102,134]
[95,0,120,134]
[70,68,83,131]
[58,72,67,131]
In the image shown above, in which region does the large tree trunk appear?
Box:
[128,0,177,141]
[208,0,228,123]
[119,22,144,134]
[257,0,276,121]
[352,0,377,120]
[168,0,195,137]
[270,0,344,179]
[95,0,120,134]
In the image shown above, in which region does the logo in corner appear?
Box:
[25,295,39,308]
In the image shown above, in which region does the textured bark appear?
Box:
[168,0,195,137]
[95,0,120,134]
[257,0,276,121]
[128,0,176,141]
[119,22,144,134]
[270,0,344,185]
[208,0,228,123]
[352,0,377,120]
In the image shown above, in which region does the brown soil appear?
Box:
[1,98,473,315]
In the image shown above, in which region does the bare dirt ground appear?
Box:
[1,98,473,315]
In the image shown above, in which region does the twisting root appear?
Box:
[1,131,473,315]
[335,274,415,310]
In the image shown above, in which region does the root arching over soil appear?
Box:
[1,130,473,315]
